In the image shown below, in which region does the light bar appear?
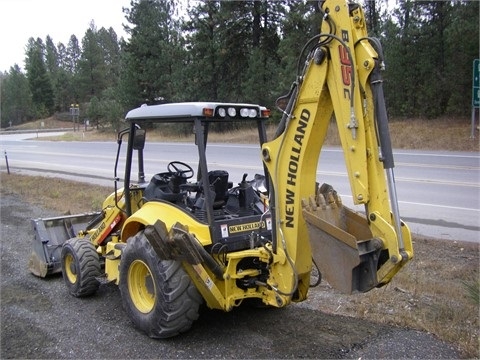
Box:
[209,105,271,119]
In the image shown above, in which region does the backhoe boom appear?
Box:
[261,0,413,296]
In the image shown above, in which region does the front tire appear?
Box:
[61,238,101,297]
[119,231,202,338]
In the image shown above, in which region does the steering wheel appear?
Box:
[167,161,194,179]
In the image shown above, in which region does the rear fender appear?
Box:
[121,201,211,245]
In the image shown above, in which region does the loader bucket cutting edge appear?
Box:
[28,251,49,278]
[29,212,102,277]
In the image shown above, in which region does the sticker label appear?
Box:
[221,224,229,237]
[228,218,271,234]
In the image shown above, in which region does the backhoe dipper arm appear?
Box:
[262,0,413,298]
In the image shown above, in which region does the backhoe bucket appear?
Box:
[302,185,383,294]
[29,212,102,277]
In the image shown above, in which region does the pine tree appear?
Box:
[65,35,82,105]
[242,1,283,107]
[45,35,70,112]
[0,65,34,126]
[77,22,108,100]
[120,0,184,107]
[53,42,75,112]
[66,35,81,75]
[25,37,55,117]
[216,1,253,101]
[443,1,479,115]
[183,0,221,101]
[45,36,59,75]
[382,0,479,117]
[98,27,121,89]
[276,1,319,95]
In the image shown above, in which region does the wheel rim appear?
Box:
[128,260,156,313]
[64,253,77,284]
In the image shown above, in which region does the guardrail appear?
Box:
[0,128,73,135]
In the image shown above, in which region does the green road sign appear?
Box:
[473,59,479,108]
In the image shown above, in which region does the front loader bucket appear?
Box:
[29,212,102,277]
[302,185,383,294]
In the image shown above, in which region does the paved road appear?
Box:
[1,132,479,243]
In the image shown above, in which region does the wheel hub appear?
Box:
[69,263,77,275]
[128,260,156,314]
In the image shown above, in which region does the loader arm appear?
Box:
[261,0,413,297]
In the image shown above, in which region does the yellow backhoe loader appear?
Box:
[29,0,413,338]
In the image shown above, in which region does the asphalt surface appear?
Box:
[1,132,479,243]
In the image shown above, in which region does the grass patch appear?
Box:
[25,116,479,152]
[312,236,479,358]
[0,173,110,214]
[463,279,480,305]
[0,172,478,357]
[388,117,479,152]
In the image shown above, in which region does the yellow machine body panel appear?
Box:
[121,201,211,244]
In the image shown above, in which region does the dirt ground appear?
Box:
[0,191,467,359]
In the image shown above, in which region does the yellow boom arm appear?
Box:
[261,0,413,297]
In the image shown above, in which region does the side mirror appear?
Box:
[133,128,146,150]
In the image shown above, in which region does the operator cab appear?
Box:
[120,102,272,252]
[143,162,267,223]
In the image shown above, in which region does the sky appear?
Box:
[0,0,132,73]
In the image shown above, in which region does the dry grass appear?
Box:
[311,236,479,358]
[0,173,110,214]
[0,172,478,357]
[17,116,479,152]
[152,117,480,152]
[388,117,479,152]
[9,117,74,130]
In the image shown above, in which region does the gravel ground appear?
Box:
[0,192,462,359]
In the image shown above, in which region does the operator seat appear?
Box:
[208,170,231,209]
[143,173,186,203]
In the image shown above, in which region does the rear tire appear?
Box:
[61,238,101,297]
[119,231,202,338]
